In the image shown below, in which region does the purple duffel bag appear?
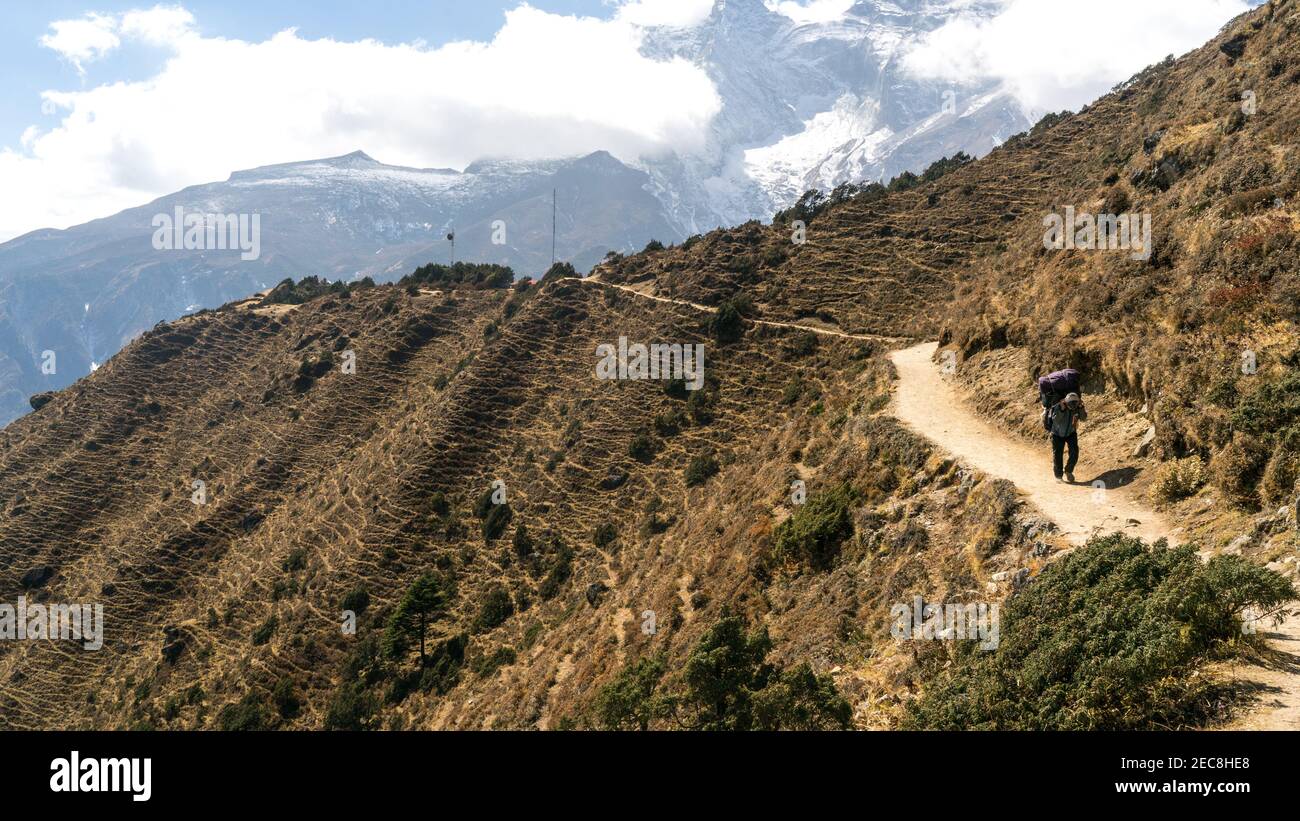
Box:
[1037,368,1080,405]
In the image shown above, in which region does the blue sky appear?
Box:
[0,1,614,150]
[0,0,1260,241]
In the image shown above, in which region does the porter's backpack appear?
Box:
[1037,368,1081,431]
[1037,369,1080,406]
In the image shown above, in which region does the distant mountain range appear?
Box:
[0,0,1029,427]
[0,150,678,425]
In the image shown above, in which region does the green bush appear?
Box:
[341,586,371,615]
[1150,456,1207,503]
[593,654,667,730]
[324,682,378,731]
[1260,445,1300,507]
[709,300,745,344]
[904,533,1295,730]
[684,454,720,487]
[512,524,535,558]
[272,678,301,720]
[751,662,853,730]
[1232,370,1300,441]
[629,433,659,462]
[772,483,855,570]
[218,692,269,731]
[593,522,618,549]
[251,616,277,646]
[482,503,512,541]
[538,544,574,600]
[472,646,517,678]
[1210,435,1269,509]
[475,585,515,632]
[399,261,515,290]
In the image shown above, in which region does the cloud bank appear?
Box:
[2,4,721,241]
[901,0,1258,115]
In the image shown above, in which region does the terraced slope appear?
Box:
[3,1,1296,731]
[3,275,979,729]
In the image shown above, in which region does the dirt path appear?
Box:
[565,277,909,344]
[562,276,1300,728]
[890,342,1172,546]
[890,341,1300,729]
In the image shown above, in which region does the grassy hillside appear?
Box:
[3,1,1297,730]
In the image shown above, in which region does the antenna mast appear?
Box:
[551,188,557,266]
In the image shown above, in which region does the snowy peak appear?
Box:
[632,0,1029,234]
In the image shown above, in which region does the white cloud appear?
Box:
[901,0,1257,114]
[2,4,721,241]
[764,0,854,25]
[39,13,121,74]
[120,5,197,44]
[610,0,714,27]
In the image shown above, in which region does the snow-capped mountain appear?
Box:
[0,150,678,426]
[637,0,1030,233]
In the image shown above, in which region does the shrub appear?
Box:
[593,654,667,730]
[251,616,277,646]
[540,261,577,283]
[685,388,715,424]
[472,646,517,678]
[428,491,454,517]
[281,548,307,573]
[653,410,685,436]
[629,433,659,462]
[593,522,618,549]
[482,503,513,541]
[341,586,371,615]
[593,614,850,730]
[684,454,720,487]
[751,662,853,730]
[680,615,774,730]
[512,524,535,558]
[1210,435,1270,509]
[772,483,855,571]
[663,379,689,400]
[1150,456,1207,503]
[903,534,1295,730]
[709,300,745,344]
[324,682,378,731]
[538,544,574,600]
[783,332,819,359]
[399,261,515,290]
[272,678,301,720]
[1260,445,1300,507]
[475,585,515,632]
[217,692,269,731]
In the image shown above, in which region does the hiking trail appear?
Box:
[567,275,1299,729]
[890,341,1300,730]
[565,277,908,344]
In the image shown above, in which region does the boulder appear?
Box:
[1132,425,1156,458]
[28,392,55,412]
